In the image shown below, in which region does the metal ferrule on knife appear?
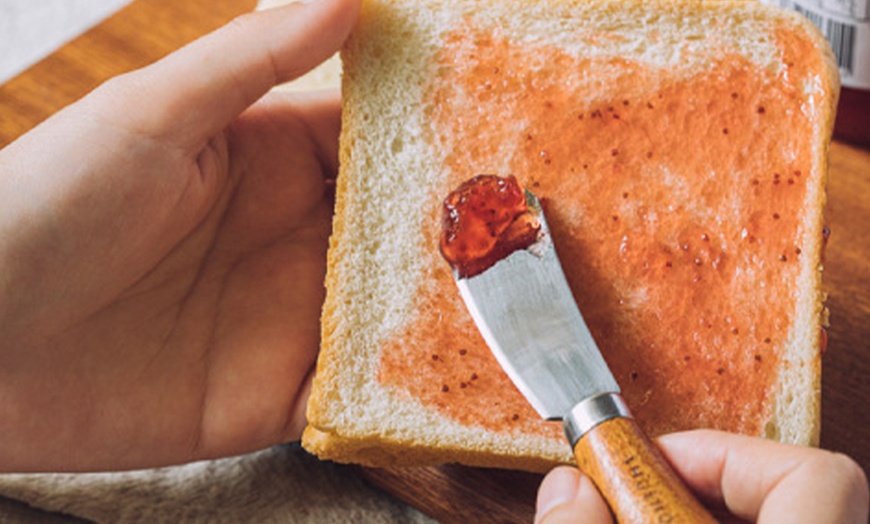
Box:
[563,392,633,447]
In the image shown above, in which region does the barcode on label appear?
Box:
[792,3,857,75]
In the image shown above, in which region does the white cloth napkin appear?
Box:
[0,444,433,523]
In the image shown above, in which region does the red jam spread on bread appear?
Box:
[379,24,828,438]
[440,174,541,278]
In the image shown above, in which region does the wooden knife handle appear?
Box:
[566,394,716,523]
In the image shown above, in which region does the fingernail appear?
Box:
[257,0,313,9]
[257,0,290,8]
[535,467,580,523]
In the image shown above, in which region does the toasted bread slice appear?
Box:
[302,0,839,471]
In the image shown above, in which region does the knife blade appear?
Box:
[450,187,715,523]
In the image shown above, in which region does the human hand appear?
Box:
[0,0,359,472]
[535,429,869,523]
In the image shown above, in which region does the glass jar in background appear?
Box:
[759,0,870,148]
[836,82,870,147]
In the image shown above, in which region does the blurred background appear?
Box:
[0,0,132,84]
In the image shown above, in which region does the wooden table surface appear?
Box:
[1,1,868,522]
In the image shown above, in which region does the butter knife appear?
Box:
[451,188,715,523]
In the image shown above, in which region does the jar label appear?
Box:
[760,0,870,89]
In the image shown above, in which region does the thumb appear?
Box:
[93,0,359,149]
[536,466,614,524]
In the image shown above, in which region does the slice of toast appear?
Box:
[302,0,839,471]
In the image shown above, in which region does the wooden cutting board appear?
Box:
[2,1,869,522]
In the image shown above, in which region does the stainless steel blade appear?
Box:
[455,193,620,420]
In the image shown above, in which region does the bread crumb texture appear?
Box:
[304,0,838,470]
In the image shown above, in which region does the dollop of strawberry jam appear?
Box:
[440,175,541,278]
